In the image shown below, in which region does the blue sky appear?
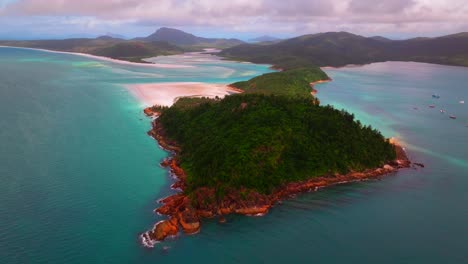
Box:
[0,0,467,40]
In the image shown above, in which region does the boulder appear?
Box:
[149,217,179,241]
[178,208,201,234]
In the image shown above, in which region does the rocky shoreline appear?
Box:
[310,79,332,95]
[140,109,412,247]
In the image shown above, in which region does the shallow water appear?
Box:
[0,48,467,263]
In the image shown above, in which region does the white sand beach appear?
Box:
[128,82,241,107]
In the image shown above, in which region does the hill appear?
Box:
[136,27,244,48]
[219,31,468,69]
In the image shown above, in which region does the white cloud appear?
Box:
[0,0,467,38]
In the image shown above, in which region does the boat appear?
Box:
[449,115,456,119]
[440,109,446,113]
[460,101,465,104]
[429,105,436,108]
[432,94,440,99]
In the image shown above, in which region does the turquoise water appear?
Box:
[1,48,467,263]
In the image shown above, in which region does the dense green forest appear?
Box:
[230,67,329,97]
[157,94,396,194]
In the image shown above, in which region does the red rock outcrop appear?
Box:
[147,217,179,241]
[143,107,160,117]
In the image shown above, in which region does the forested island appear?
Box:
[140,67,411,246]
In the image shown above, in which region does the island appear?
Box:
[140,67,411,246]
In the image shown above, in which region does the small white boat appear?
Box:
[440,109,446,114]
[460,101,465,104]
[449,115,456,119]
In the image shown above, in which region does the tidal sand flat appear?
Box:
[128,82,239,107]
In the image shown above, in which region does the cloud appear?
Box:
[348,0,416,14]
[0,0,467,38]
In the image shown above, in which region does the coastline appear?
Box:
[310,79,332,95]
[0,45,191,69]
[140,114,412,247]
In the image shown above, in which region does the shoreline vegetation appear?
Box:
[139,67,413,247]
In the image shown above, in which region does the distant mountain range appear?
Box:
[1,28,468,68]
[220,31,468,69]
[0,27,244,63]
[249,35,282,43]
[370,36,392,42]
[104,32,127,39]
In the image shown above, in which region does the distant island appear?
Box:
[140,67,411,246]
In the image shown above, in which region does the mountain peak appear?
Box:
[145,27,198,45]
[155,27,192,35]
[138,27,244,48]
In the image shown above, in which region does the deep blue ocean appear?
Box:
[0,47,467,263]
